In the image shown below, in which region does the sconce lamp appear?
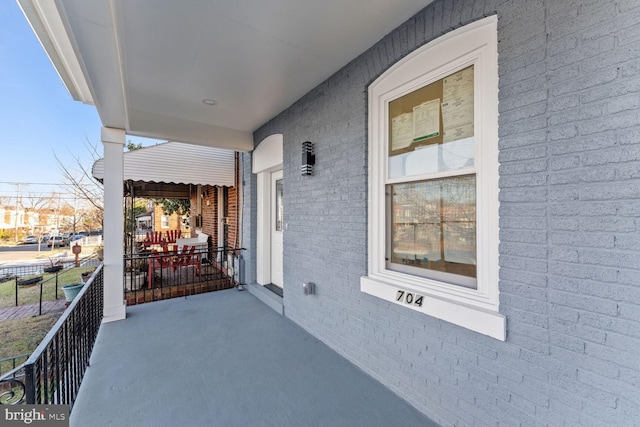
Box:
[301,141,315,176]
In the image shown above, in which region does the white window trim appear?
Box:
[161,215,170,229]
[361,16,505,341]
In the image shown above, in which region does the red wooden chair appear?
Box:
[165,230,182,244]
[143,231,165,248]
[173,245,200,275]
[160,242,177,253]
[148,249,172,288]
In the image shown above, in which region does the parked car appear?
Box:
[22,235,39,244]
[47,236,69,247]
[71,233,87,241]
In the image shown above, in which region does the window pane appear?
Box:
[388,65,474,180]
[389,175,476,286]
[275,179,283,231]
[388,137,474,179]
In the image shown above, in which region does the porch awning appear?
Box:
[92,142,235,197]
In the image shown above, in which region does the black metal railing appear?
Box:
[124,246,244,305]
[0,265,104,409]
[7,270,61,314]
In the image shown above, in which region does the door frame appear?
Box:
[253,134,283,286]
[270,170,284,287]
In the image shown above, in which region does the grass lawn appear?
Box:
[35,248,70,258]
[0,313,60,361]
[0,266,96,309]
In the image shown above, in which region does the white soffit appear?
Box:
[92,142,235,187]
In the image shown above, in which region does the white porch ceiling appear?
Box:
[19,0,432,151]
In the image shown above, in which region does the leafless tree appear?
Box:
[54,138,104,212]
[23,193,53,212]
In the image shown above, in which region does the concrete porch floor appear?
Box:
[71,289,436,427]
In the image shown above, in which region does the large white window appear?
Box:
[361,16,505,340]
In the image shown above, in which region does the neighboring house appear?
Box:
[135,211,152,231]
[0,205,40,235]
[39,208,75,234]
[92,141,239,251]
[152,205,188,233]
[20,1,640,426]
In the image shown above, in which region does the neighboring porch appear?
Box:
[69,289,435,427]
[123,245,242,306]
[91,139,241,319]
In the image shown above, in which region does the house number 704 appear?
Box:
[396,290,424,307]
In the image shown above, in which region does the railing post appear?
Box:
[39,281,44,316]
[15,277,18,307]
[24,362,36,404]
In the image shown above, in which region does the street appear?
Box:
[0,243,68,265]
[0,243,52,252]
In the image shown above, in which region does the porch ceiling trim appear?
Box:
[92,142,235,188]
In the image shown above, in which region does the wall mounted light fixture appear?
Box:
[301,141,315,176]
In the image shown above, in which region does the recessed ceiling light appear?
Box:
[202,99,217,106]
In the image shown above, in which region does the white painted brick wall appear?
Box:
[243,1,640,425]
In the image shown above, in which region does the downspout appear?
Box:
[235,152,244,290]
[235,152,241,249]
[130,180,135,256]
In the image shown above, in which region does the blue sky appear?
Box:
[0,2,153,206]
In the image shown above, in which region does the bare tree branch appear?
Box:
[23,193,53,212]
[53,138,104,212]
[53,138,105,233]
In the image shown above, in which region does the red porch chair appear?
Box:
[165,230,182,244]
[147,249,172,288]
[173,245,200,275]
[143,231,165,249]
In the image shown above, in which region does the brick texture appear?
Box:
[242,1,640,425]
[201,185,239,248]
[201,185,217,243]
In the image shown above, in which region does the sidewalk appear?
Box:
[0,298,67,321]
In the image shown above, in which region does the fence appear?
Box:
[0,265,103,409]
[0,255,101,281]
[0,255,101,316]
[0,354,30,377]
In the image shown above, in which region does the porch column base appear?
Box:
[103,304,126,323]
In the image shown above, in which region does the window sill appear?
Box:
[360,275,506,341]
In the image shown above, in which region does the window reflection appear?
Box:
[389,175,476,284]
[275,179,283,231]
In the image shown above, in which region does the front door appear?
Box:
[271,170,284,288]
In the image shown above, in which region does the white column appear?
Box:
[101,127,126,322]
